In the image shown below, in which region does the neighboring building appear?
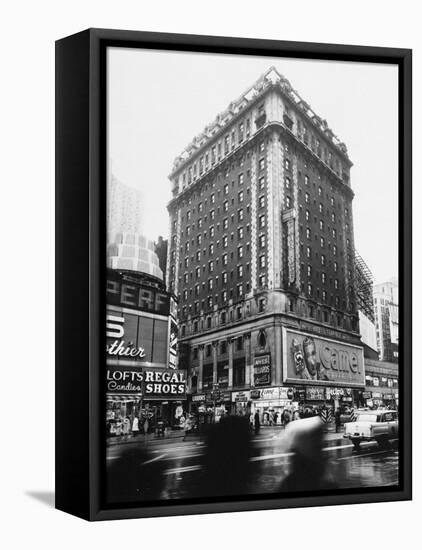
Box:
[373,279,399,363]
[107,174,143,243]
[166,67,365,416]
[155,236,169,285]
[355,252,378,359]
[107,232,164,280]
[362,359,399,409]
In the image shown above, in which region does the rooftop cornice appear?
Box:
[167,120,353,211]
[170,66,351,178]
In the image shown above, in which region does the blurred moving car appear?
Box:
[343,409,398,450]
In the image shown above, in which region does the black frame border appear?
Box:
[55,28,412,521]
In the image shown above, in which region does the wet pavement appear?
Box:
[106,427,399,503]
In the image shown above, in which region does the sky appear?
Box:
[108,47,398,285]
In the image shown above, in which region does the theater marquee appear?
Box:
[283,328,365,387]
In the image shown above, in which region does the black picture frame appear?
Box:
[55,28,412,521]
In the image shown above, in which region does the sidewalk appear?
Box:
[107,422,346,447]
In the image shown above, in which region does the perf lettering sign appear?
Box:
[283,328,365,387]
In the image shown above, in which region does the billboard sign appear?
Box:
[283,328,365,387]
[253,353,271,386]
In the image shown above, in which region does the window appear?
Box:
[285,195,292,209]
[332,228,337,239]
[238,265,243,277]
[332,212,336,223]
[210,210,215,220]
[334,261,338,272]
[333,244,337,256]
[238,227,244,239]
[259,274,266,287]
[259,158,265,171]
[285,177,291,188]
[307,283,312,296]
[207,296,213,308]
[322,290,327,302]
[238,209,244,221]
[306,227,311,239]
[238,245,243,258]
[321,254,326,266]
[259,255,266,268]
[222,253,228,266]
[208,279,213,291]
[222,272,228,284]
[197,234,202,245]
[305,192,310,204]
[319,220,324,231]
[223,200,228,212]
[198,218,203,229]
[259,215,265,228]
[320,237,325,248]
[318,186,322,196]
[285,159,290,171]
[305,210,310,221]
[195,267,201,279]
[237,284,243,297]
[259,176,265,190]
[307,265,312,277]
[209,243,214,255]
[319,203,323,213]
[209,261,214,272]
[210,226,215,238]
[321,272,326,284]
[259,195,265,208]
[222,236,227,248]
[186,210,191,221]
[238,173,244,185]
[238,191,244,203]
[334,279,339,289]
[259,234,266,248]
[223,218,228,230]
[304,175,309,185]
[306,246,311,258]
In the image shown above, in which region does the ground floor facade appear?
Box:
[181,312,368,420]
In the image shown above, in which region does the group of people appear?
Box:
[252,407,322,434]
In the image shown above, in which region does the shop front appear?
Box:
[231,390,251,416]
[250,387,293,425]
[106,365,187,436]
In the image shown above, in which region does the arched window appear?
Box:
[258,330,266,349]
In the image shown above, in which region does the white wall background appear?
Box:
[1,0,419,547]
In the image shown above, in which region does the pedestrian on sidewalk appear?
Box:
[335,408,341,433]
[183,415,193,441]
[254,411,260,435]
[131,415,140,437]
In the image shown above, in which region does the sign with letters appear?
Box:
[253,353,271,386]
[283,328,365,387]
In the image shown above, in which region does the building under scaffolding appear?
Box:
[354,252,375,322]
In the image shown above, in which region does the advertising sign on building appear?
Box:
[106,307,169,366]
[253,353,271,386]
[232,390,251,403]
[283,328,365,387]
[106,366,186,400]
[305,386,326,400]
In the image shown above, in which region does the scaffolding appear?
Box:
[354,252,375,322]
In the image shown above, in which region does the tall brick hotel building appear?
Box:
[166,67,366,418]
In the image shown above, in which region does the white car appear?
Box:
[344,410,398,450]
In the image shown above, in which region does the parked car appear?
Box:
[343,410,398,450]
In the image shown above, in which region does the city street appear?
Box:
[106,427,399,503]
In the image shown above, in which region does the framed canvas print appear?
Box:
[55,28,412,521]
